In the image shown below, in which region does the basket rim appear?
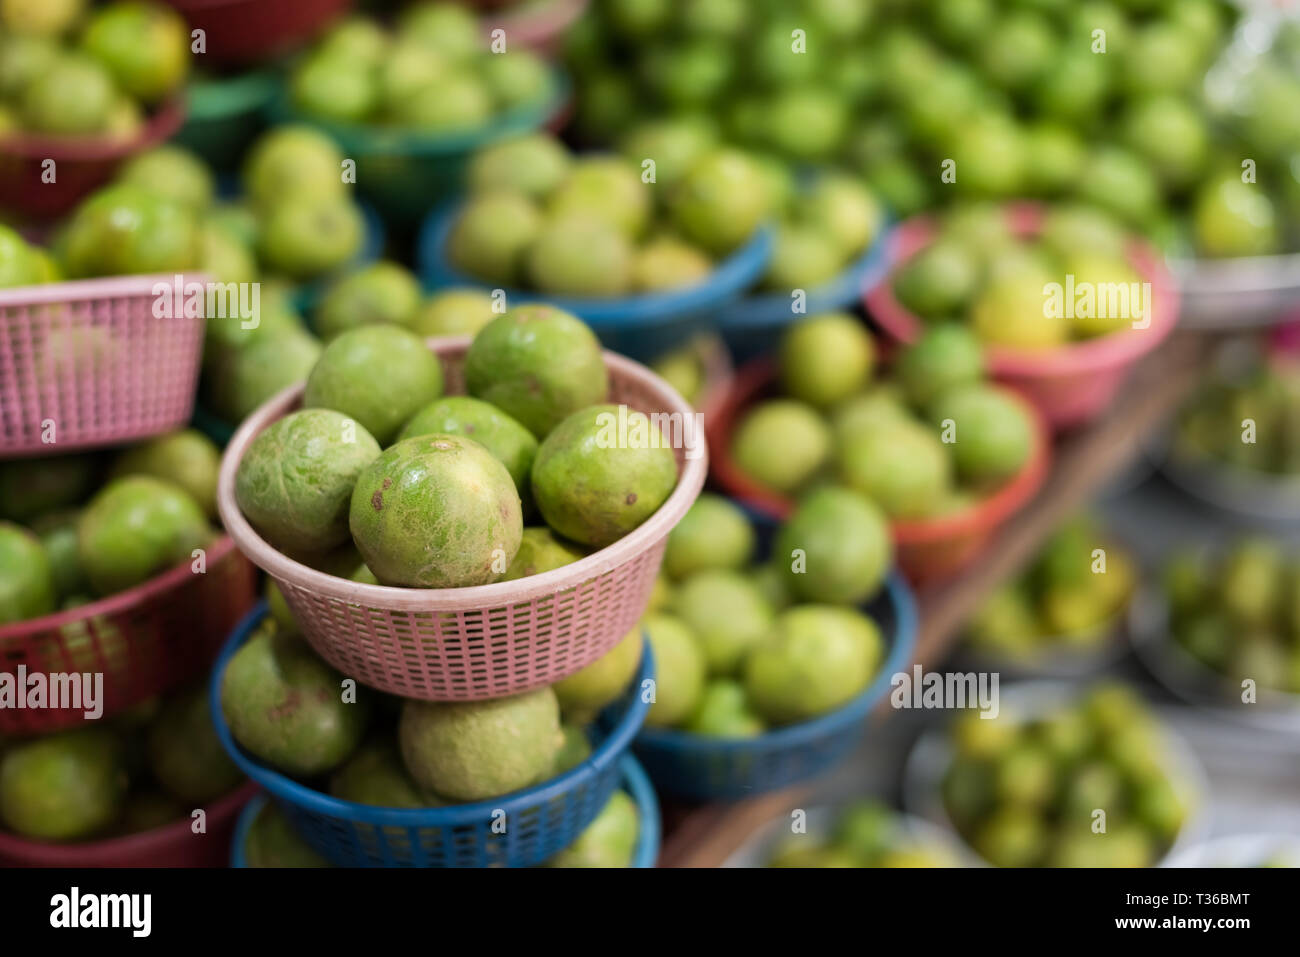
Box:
[0,271,214,307]
[864,202,1181,377]
[716,215,895,329]
[229,748,661,867]
[215,335,708,611]
[265,67,570,156]
[416,198,775,325]
[634,570,917,754]
[0,97,186,162]
[0,779,257,864]
[0,534,238,644]
[706,356,1052,542]
[209,601,654,828]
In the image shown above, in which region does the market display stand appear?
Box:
[657,331,1215,868]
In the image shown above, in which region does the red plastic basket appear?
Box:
[708,359,1052,586]
[0,535,257,736]
[0,275,207,458]
[0,781,256,867]
[0,100,185,220]
[217,336,707,702]
[162,0,352,65]
[865,204,1180,430]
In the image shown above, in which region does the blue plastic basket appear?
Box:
[416,199,774,361]
[716,219,895,363]
[632,503,918,801]
[266,70,571,228]
[231,754,661,868]
[210,602,654,867]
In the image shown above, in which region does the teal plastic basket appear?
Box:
[174,70,279,170]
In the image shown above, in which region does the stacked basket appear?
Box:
[211,336,707,867]
[0,274,258,867]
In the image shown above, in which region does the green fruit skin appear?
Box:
[147,685,243,803]
[501,527,585,581]
[731,399,832,494]
[930,385,1034,484]
[464,305,609,439]
[744,605,884,724]
[774,487,892,604]
[836,419,953,520]
[330,741,435,808]
[81,0,189,102]
[547,790,639,867]
[543,725,589,779]
[76,476,211,597]
[896,324,984,410]
[552,627,642,722]
[0,728,127,840]
[30,510,88,601]
[683,679,765,737]
[674,569,774,677]
[61,184,202,279]
[316,262,423,340]
[449,192,542,285]
[235,409,381,554]
[641,613,706,728]
[0,522,57,623]
[664,493,754,579]
[467,133,572,199]
[220,627,370,776]
[349,434,523,588]
[111,429,221,519]
[411,289,498,337]
[304,325,445,447]
[398,396,538,512]
[531,405,678,549]
[245,802,331,868]
[206,328,323,425]
[779,313,875,409]
[258,197,364,279]
[398,687,562,802]
[527,214,634,297]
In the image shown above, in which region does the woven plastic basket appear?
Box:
[0,780,256,867]
[163,0,351,65]
[0,535,257,736]
[0,100,186,219]
[707,359,1051,585]
[0,274,208,458]
[216,336,706,701]
[230,752,660,868]
[211,604,653,868]
[417,200,774,361]
[717,218,893,363]
[866,204,1180,430]
[633,570,917,801]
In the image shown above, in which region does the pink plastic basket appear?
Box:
[162,0,351,65]
[0,100,185,220]
[0,535,257,737]
[216,336,707,701]
[0,781,256,867]
[0,275,206,458]
[866,204,1181,430]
